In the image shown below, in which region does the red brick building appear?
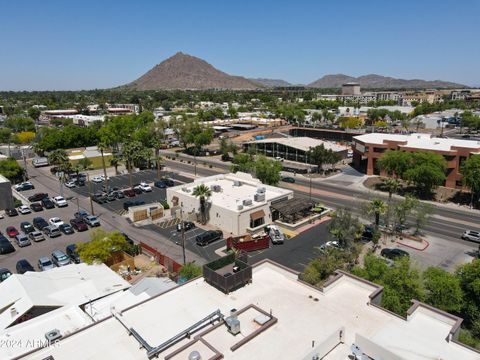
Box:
[352,133,480,188]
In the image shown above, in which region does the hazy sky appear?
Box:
[1,0,479,90]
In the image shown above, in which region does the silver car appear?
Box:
[29,231,45,242]
[462,230,480,243]
[43,226,61,238]
[15,233,31,247]
[266,225,285,244]
[38,256,55,271]
[85,215,100,227]
[51,250,71,267]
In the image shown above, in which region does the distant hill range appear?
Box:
[126,52,260,90]
[124,52,466,90]
[249,78,292,87]
[308,74,465,89]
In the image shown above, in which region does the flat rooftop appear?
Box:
[20,261,478,360]
[248,136,348,152]
[169,173,292,212]
[354,132,480,153]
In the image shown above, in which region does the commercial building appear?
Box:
[352,133,480,188]
[0,264,176,359]
[18,260,480,360]
[166,172,293,236]
[0,174,14,210]
[245,137,349,164]
[342,82,361,95]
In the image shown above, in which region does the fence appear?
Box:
[140,242,182,273]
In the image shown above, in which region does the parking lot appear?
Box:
[0,190,99,273]
[143,218,334,270]
[70,170,189,214]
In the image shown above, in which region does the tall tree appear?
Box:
[328,208,364,248]
[405,152,446,196]
[367,199,387,228]
[377,150,412,179]
[461,155,480,208]
[254,155,282,185]
[192,184,212,225]
[423,267,463,313]
[308,144,328,174]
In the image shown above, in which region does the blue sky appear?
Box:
[1,0,479,90]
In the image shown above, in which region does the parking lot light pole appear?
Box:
[87,173,94,215]
[181,208,186,265]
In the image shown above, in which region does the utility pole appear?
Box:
[181,208,186,265]
[87,173,94,215]
[21,148,28,182]
[75,197,80,214]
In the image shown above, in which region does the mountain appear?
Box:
[249,78,292,87]
[126,52,260,90]
[308,74,465,89]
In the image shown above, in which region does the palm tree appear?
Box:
[97,142,110,191]
[48,149,70,196]
[110,155,121,175]
[192,184,212,224]
[367,199,387,228]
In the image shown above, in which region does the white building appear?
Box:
[19,260,480,360]
[166,173,293,236]
[0,264,177,359]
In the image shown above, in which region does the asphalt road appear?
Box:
[163,158,480,246]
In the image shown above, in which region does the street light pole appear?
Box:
[87,173,94,215]
[309,176,312,201]
[180,208,186,265]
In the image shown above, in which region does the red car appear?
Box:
[6,226,19,238]
[123,189,136,197]
[69,218,88,232]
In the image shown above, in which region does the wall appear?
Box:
[355,333,404,360]
[301,327,344,360]
[0,177,14,210]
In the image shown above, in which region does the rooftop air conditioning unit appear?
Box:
[254,193,265,202]
[243,199,253,206]
[237,204,243,210]
[211,185,221,192]
[233,180,242,187]
[45,329,62,342]
[189,351,202,360]
[257,187,266,194]
[225,309,241,335]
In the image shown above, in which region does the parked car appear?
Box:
[91,175,105,183]
[92,194,107,204]
[14,182,34,191]
[32,157,49,168]
[38,256,55,271]
[361,225,375,241]
[28,193,48,202]
[58,223,74,235]
[123,189,136,198]
[461,230,480,243]
[18,205,31,215]
[15,233,31,247]
[66,244,81,264]
[16,259,35,274]
[29,231,45,242]
[74,210,89,220]
[0,236,15,254]
[0,268,12,282]
[281,177,295,183]
[70,218,88,231]
[33,217,49,230]
[318,240,341,253]
[49,217,64,227]
[5,208,18,217]
[75,179,86,186]
[52,196,68,207]
[65,180,76,188]
[132,185,143,195]
[106,192,117,202]
[176,221,195,232]
[43,226,61,238]
[380,248,410,260]
[84,215,100,227]
[51,250,71,267]
[41,197,55,209]
[264,225,285,244]
[137,182,152,192]
[154,180,167,188]
[112,190,125,199]
[123,201,135,210]
[195,230,223,246]
[162,178,175,187]
[20,221,35,234]
[6,226,19,238]
[30,202,43,212]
